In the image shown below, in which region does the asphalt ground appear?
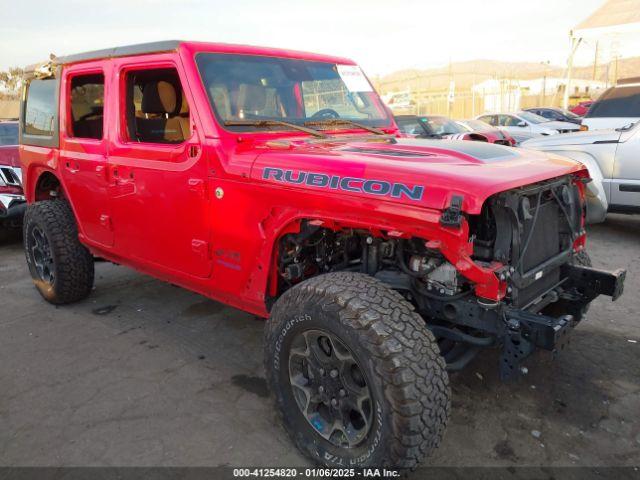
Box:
[1,214,638,472]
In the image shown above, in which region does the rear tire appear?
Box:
[264,272,450,470]
[23,200,94,304]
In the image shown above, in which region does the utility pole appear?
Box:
[592,41,599,80]
[563,34,582,110]
[540,60,550,105]
[471,70,476,117]
[447,59,453,117]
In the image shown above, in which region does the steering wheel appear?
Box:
[310,108,340,120]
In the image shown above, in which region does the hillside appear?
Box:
[375,57,640,93]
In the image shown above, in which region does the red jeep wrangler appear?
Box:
[19,41,625,469]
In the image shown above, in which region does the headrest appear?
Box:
[141,81,179,115]
[238,84,267,114]
[209,85,231,119]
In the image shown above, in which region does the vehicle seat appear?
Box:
[237,84,267,119]
[137,80,189,143]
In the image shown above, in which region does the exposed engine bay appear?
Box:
[274,174,626,379]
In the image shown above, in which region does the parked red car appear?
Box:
[570,100,593,117]
[456,119,517,146]
[0,120,26,226]
[19,40,625,470]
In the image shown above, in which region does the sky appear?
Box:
[0,0,635,75]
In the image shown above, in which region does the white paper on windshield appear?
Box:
[337,65,373,92]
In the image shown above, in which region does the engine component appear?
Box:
[408,255,440,275]
[427,262,459,295]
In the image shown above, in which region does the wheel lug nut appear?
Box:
[330,369,338,378]
[319,368,325,375]
[331,398,338,407]
[318,386,324,393]
[339,389,346,397]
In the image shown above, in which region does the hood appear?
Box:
[0,145,20,168]
[522,129,621,148]
[250,137,584,214]
[541,121,580,130]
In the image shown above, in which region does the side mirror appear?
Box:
[517,121,527,127]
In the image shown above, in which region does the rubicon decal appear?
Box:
[262,167,425,201]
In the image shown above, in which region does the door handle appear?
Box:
[188,145,200,158]
[65,161,79,174]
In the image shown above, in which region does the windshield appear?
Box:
[421,116,467,135]
[518,111,548,124]
[0,123,18,146]
[195,53,391,132]
[561,109,580,119]
[586,85,640,118]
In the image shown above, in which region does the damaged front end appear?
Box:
[412,174,625,379]
[272,172,625,380]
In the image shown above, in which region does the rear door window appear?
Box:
[587,85,640,118]
[68,73,105,140]
[479,115,496,126]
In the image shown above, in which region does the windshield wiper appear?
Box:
[225,119,327,138]
[304,118,386,135]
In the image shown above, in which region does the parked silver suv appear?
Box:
[522,122,640,223]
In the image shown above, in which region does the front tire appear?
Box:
[23,200,94,304]
[264,272,450,470]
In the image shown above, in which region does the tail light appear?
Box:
[580,124,588,131]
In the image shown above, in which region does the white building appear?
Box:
[472,77,607,112]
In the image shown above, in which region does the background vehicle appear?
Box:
[19,41,625,471]
[455,119,516,146]
[581,78,640,131]
[396,114,476,138]
[0,120,25,227]
[395,114,515,145]
[523,122,640,222]
[524,107,582,124]
[570,100,593,117]
[477,111,579,144]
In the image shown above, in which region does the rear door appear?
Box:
[59,62,113,247]
[106,55,212,278]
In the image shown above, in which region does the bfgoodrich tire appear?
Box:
[264,272,450,470]
[23,200,94,304]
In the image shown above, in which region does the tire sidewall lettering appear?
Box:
[271,305,385,465]
[273,313,311,372]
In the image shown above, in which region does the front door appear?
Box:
[610,128,640,208]
[59,62,113,247]
[107,57,212,278]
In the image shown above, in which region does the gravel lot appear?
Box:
[1,214,639,471]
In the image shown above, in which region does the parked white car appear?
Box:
[581,79,640,131]
[522,121,640,223]
[476,112,580,145]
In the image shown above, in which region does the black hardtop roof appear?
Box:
[55,40,182,65]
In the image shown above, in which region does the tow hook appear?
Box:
[440,195,464,228]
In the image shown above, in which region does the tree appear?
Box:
[0,67,25,99]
